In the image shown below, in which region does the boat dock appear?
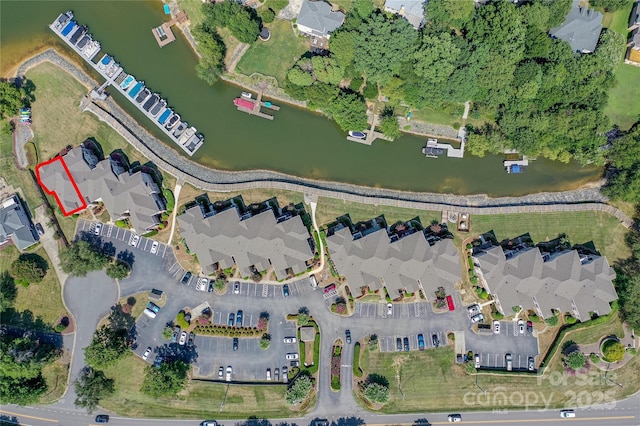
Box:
[421,138,465,159]
[152,10,188,48]
[234,88,280,120]
[346,115,392,145]
[49,11,204,156]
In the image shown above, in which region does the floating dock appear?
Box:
[233,89,280,120]
[152,10,189,48]
[49,11,204,156]
[421,138,464,159]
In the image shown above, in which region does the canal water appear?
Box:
[0,0,602,196]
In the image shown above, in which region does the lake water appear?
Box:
[0,0,602,196]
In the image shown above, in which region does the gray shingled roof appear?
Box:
[630,2,640,28]
[327,226,461,300]
[474,245,617,320]
[178,205,314,280]
[38,146,165,233]
[549,1,603,53]
[297,0,345,37]
[384,0,425,30]
[0,195,39,251]
[37,155,85,214]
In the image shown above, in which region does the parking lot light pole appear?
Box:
[475,369,487,395]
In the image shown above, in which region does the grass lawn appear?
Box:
[358,316,640,413]
[236,18,308,85]
[0,245,68,328]
[100,356,293,419]
[40,359,70,404]
[177,0,206,28]
[177,183,305,212]
[470,211,631,263]
[605,63,640,131]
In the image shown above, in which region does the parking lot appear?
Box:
[379,330,448,352]
[354,301,431,319]
[466,320,539,371]
[80,219,171,259]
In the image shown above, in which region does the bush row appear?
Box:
[193,324,266,337]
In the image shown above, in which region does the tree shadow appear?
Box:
[117,249,135,267]
[365,373,389,387]
[156,342,198,364]
[562,340,578,355]
[0,271,17,308]
[332,417,365,426]
[412,419,431,426]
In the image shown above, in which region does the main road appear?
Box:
[2,393,638,426]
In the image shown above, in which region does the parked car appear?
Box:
[403,337,410,352]
[528,357,535,371]
[208,281,214,292]
[471,313,484,323]
[527,320,534,333]
[432,334,440,348]
[275,367,280,381]
[181,271,192,285]
[290,360,300,367]
[283,284,290,297]
[154,356,164,368]
[387,303,393,316]
[282,366,288,383]
[417,334,425,350]
[95,414,109,423]
[228,313,235,326]
[467,304,480,316]
[286,353,299,360]
[266,368,272,381]
[171,327,180,343]
[196,277,208,292]
[146,302,160,313]
[129,233,139,247]
[150,240,159,254]
[505,353,513,371]
[234,282,240,294]
[309,274,318,288]
[143,308,157,319]
[179,331,187,345]
[284,336,297,344]
[396,337,402,351]
[447,414,462,422]
[475,354,480,369]
[218,366,224,379]
[225,366,232,382]
[94,223,102,236]
[518,319,525,335]
[345,329,351,344]
[200,421,218,426]
[35,222,45,236]
[233,337,239,351]
[187,332,195,347]
[560,410,576,418]
[323,283,336,293]
[236,310,243,326]
[142,346,152,360]
[493,320,501,334]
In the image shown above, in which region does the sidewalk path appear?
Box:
[12,121,33,169]
[167,181,182,246]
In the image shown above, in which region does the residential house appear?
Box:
[37,143,166,233]
[177,201,315,280]
[625,1,640,66]
[296,0,345,39]
[0,194,39,251]
[326,218,461,300]
[473,240,617,321]
[384,0,425,30]
[549,0,603,53]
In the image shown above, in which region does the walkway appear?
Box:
[15,49,637,231]
[167,181,182,246]
[12,120,33,170]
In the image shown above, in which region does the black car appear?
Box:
[432,334,440,348]
[396,337,402,351]
[187,332,195,347]
[283,284,290,297]
[181,271,192,285]
[345,329,351,344]
[233,337,239,351]
[35,222,45,236]
[236,310,243,327]
[403,337,410,352]
[228,313,235,326]
[95,414,109,423]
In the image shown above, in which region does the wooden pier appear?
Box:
[346,113,392,145]
[234,89,280,120]
[152,11,188,48]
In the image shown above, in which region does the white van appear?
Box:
[309,274,318,289]
[143,308,157,319]
[560,410,576,418]
[505,353,513,371]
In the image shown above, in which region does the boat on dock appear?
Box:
[348,131,366,139]
[157,108,172,125]
[142,93,159,111]
[135,88,151,104]
[82,40,100,59]
[128,82,144,98]
[69,24,87,44]
[178,126,197,145]
[60,20,77,37]
[120,75,135,90]
[98,54,112,70]
[241,91,252,99]
[173,122,188,137]
[183,133,204,153]
[506,164,525,173]
[165,113,180,129]
[76,34,90,49]
[54,11,72,30]
[422,138,445,158]
[150,99,166,117]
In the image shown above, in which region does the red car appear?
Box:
[323,284,336,293]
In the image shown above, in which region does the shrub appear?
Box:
[545,315,559,326]
[260,333,271,349]
[285,374,313,405]
[260,7,275,23]
[364,382,389,403]
[602,340,625,362]
[162,327,173,340]
[55,323,67,332]
[349,77,364,91]
[564,351,586,371]
[176,312,190,329]
[529,313,540,322]
[590,353,601,364]
[115,219,129,228]
[565,315,578,324]
[470,276,479,285]
[353,342,363,377]
[492,310,504,320]
[480,289,488,299]
[106,261,130,280]
[331,375,341,390]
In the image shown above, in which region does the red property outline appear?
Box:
[35,156,87,216]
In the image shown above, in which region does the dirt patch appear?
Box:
[304,341,314,366]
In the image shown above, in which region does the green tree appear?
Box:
[330,30,356,68]
[353,11,418,84]
[378,108,400,140]
[287,67,314,87]
[304,82,340,110]
[352,0,374,19]
[105,261,130,280]
[0,272,17,311]
[202,0,260,44]
[193,24,226,86]
[602,340,625,362]
[59,240,110,277]
[425,0,475,29]
[260,7,276,23]
[329,91,368,132]
[364,382,390,403]
[213,278,226,291]
[589,0,633,12]
[260,333,271,349]
[74,366,115,413]
[10,253,48,285]
[163,188,175,212]
[413,33,461,85]
[311,56,344,85]
[604,126,640,202]
[564,351,587,371]
[141,360,189,397]
[0,80,27,118]
[285,374,313,404]
[83,324,131,369]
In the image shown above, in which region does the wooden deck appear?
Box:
[152,11,188,48]
[235,89,279,120]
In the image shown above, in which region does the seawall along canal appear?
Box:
[0,0,602,196]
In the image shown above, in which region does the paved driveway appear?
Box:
[466,320,539,371]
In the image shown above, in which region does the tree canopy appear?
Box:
[0,80,27,118]
[10,253,48,285]
[329,91,368,132]
[285,374,313,405]
[604,125,640,202]
[141,359,189,397]
[105,261,130,280]
[59,240,110,276]
[74,366,115,413]
[202,0,260,44]
[364,382,390,403]
[83,322,132,369]
[192,24,226,86]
